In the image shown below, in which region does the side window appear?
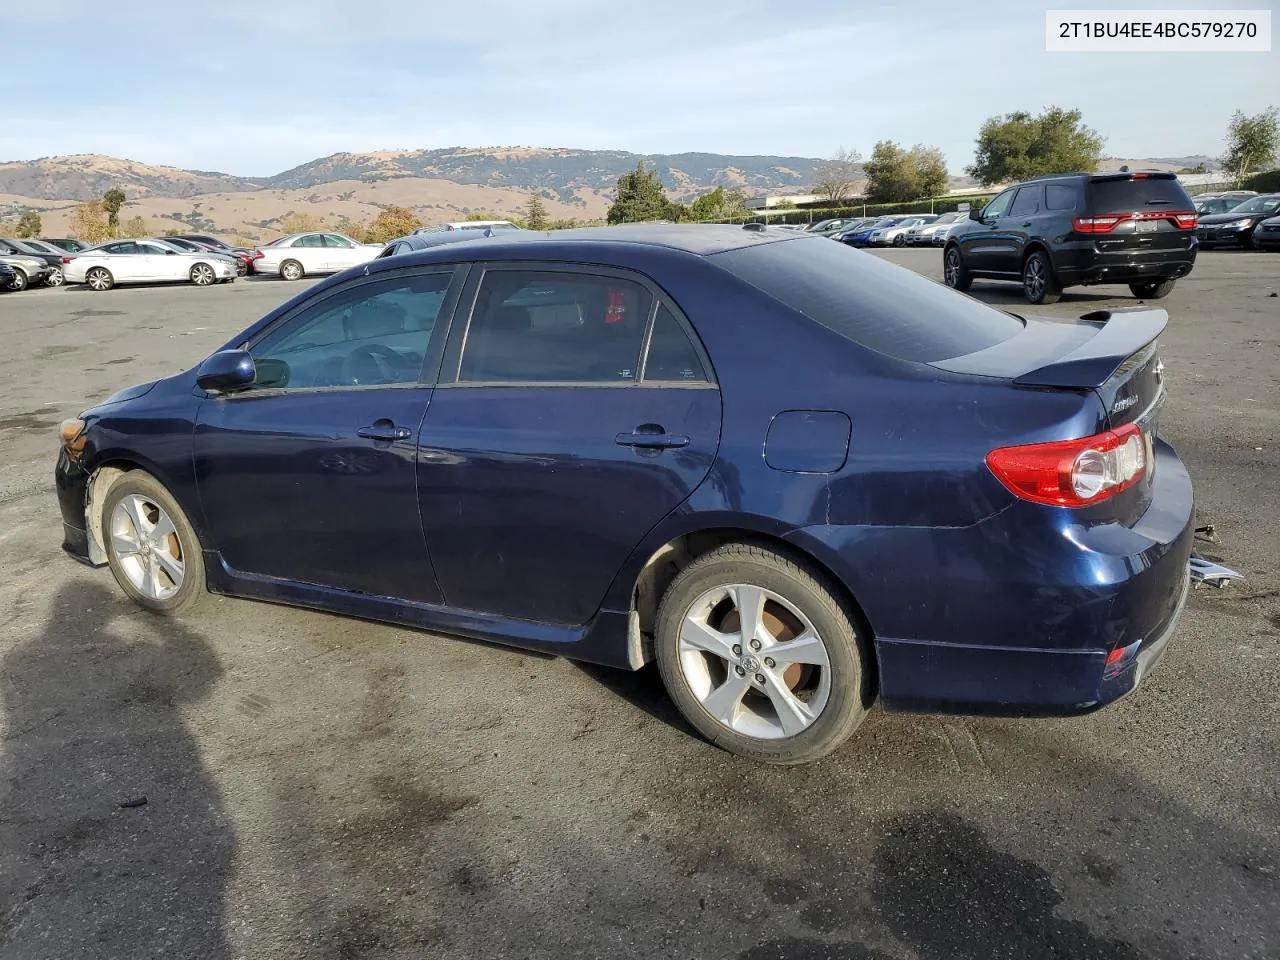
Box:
[1045,184,1077,211]
[248,272,453,390]
[294,235,324,248]
[459,270,652,384]
[1009,186,1040,217]
[643,304,708,383]
[323,234,354,248]
[982,189,1016,220]
[138,243,168,255]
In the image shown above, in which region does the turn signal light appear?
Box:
[986,423,1147,507]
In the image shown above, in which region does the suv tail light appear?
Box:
[1073,210,1198,233]
[251,250,264,260]
[986,423,1147,507]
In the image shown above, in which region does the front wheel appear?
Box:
[654,543,872,764]
[893,234,906,247]
[280,259,304,281]
[190,262,216,286]
[1129,279,1176,300]
[7,268,28,292]
[943,245,972,292]
[103,471,206,615]
[1022,250,1062,304]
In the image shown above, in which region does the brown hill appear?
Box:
[0,154,258,201]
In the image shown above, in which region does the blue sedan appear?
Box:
[54,224,1193,763]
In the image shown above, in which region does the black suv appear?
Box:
[944,172,1198,304]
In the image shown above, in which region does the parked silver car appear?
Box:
[904,211,967,246]
[867,215,938,247]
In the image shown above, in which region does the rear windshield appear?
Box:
[1088,176,1191,212]
[712,237,1023,363]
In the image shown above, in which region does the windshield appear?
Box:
[1228,196,1280,214]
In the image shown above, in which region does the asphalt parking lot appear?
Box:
[1,252,1277,960]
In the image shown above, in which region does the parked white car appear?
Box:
[252,232,383,280]
[63,239,236,291]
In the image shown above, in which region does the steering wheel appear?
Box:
[340,343,416,385]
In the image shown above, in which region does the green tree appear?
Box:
[101,188,127,232]
[813,147,863,205]
[1222,106,1280,185]
[365,205,422,243]
[607,161,673,224]
[526,192,549,231]
[689,186,727,221]
[911,145,949,198]
[966,106,1104,186]
[863,141,918,202]
[15,210,42,238]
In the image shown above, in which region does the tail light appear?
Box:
[252,250,264,260]
[986,423,1147,507]
[62,256,75,264]
[1074,210,1197,233]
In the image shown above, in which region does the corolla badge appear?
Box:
[1112,394,1139,414]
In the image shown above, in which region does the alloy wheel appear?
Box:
[677,583,832,739]
[109,494,185,601]
[192,263,216,285]
[1024,257,1046,300]
[87,268,112,291]
[46,268,64,287]
[944,249,961,286]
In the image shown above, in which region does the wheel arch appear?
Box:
[625,524,877,692]
[82,455,202,564]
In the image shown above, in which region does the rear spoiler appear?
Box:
[1013,309,1167,389]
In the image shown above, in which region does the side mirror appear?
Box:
[968,207,984,222]
[197,349,256,393]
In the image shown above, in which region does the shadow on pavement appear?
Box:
[0,580,233,958]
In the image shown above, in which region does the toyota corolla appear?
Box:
[55,225,1193,764]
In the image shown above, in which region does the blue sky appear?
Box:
[4,0,1276,175]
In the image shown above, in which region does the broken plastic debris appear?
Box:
[1189,555,1244,589]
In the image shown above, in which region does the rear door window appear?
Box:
[1088,176,1192,212]
[459,270,652,384]
[712,237,1023,363]
[643,304,710,383]
[1010,186,1040,216]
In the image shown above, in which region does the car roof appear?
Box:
[364,223,795,273]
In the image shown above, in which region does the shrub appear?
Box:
[1242,168,1280,193]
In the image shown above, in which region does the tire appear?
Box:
[103,471,206,615]
[7,268,28,292]
[44,267,65,287]
[1129,279,1176,300]
[943,244,972,292]
[86,267,114,291]
[190,262,217,286]
[654,542,872,765]
[234,259,247,277]
[1022,249,1062,304]
[280,259,304,281]
[1241,232,1256,251]
[893,234,906,247]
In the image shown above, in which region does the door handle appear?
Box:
[615,425,690,449]
[357,419,411,442]
[1020,221,1032,227]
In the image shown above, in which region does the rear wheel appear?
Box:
[7,268,28,292]
[943,245,972,292]
[1022,250,1062,304]
[1129,279,1176,300]
[280,259,304,281]
[654,543,872,764]
[103,472,206,614]
[44,267,64,287]
[190,262,216,286]
[86,267,114,291]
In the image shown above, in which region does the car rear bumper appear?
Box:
[253,260,281,275]
[1055,243,1197,286]
[785,439,1194,715]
